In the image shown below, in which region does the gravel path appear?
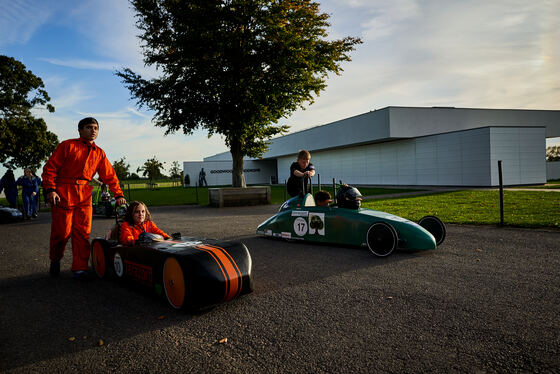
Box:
[1,205,559,373]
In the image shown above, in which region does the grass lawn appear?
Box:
[119,185,421,206]
[361,190,560,229]
[125,186,209,205]
[3,186,558,229]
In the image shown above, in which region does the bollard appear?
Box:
[498,160,504,226]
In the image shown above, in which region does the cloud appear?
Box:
[359,0,420,41]
[279,0,560,134]
[0,0,52,46]
[63,0,156,77]
[49,84,96,111]
[39,58,124,71]
[31,104,228,177]
[4,0,559,174]
[98,117,229,173]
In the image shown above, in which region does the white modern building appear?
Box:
[184,107,560,187]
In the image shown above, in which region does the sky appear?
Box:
[1,0,559,179]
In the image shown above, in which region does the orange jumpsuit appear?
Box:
[42,138,124,271]
[120,221,170,246]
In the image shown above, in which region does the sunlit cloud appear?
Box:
[280,0,560,134]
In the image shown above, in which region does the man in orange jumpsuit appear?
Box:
[42,117,126,278]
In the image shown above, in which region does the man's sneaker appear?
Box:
[49,261,60,278]
[73,270,89,280]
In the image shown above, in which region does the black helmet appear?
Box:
[336,185,362,209]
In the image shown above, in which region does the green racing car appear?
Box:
[257,184,445,257]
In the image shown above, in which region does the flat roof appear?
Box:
[205,106,560,161]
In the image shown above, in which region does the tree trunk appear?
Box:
[231,139,246,188]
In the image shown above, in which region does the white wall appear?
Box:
[546,161,560,180]
[278,127,545,187]
[183,160,277,186]
[489,127,546,186]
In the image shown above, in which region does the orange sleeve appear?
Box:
[41,141,68,191]
[97,150,124,198]
[119,222,136,246]
[147,221,170,239]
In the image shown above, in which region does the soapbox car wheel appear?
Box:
[366,222,398,257]
[163,257,186,309]
[91,240,113,279]
[419,216,446,246]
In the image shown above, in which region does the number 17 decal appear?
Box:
[293,217,308,236]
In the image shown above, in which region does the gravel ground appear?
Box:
[1,204,559,373]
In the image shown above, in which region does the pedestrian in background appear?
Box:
[0,170,18,208]
[16,168,38,219]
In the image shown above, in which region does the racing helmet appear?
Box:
[336,185,363,209]
[137,232,164,244]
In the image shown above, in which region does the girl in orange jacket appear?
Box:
[120,201,170,245]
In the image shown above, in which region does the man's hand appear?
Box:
[115,197,127,206]
[47,191,60,206]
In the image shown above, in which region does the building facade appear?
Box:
[185,107,560,187]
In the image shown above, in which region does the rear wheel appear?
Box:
[163,257,186,309]
[419,216,446,246]
[91,240,111,278]
[366,222,398,257]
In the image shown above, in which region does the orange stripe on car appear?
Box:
[194,245,229,299]
[196,244,241,301]
[205,244,243,299]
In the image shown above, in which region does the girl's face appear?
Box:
[298,158,310,169]
[133,204,146,225]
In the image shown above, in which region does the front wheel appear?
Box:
[366,222,398,257]
[418,216,446,246]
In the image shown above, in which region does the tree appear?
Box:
[118,0,361,187]
[547,146,560,161]
[137,156,165,181]
[169,161,182,179]
[113,157,131,181]
[0,55,59,170]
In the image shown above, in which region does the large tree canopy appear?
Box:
[0,55,58,170]
[118,0,361,187]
